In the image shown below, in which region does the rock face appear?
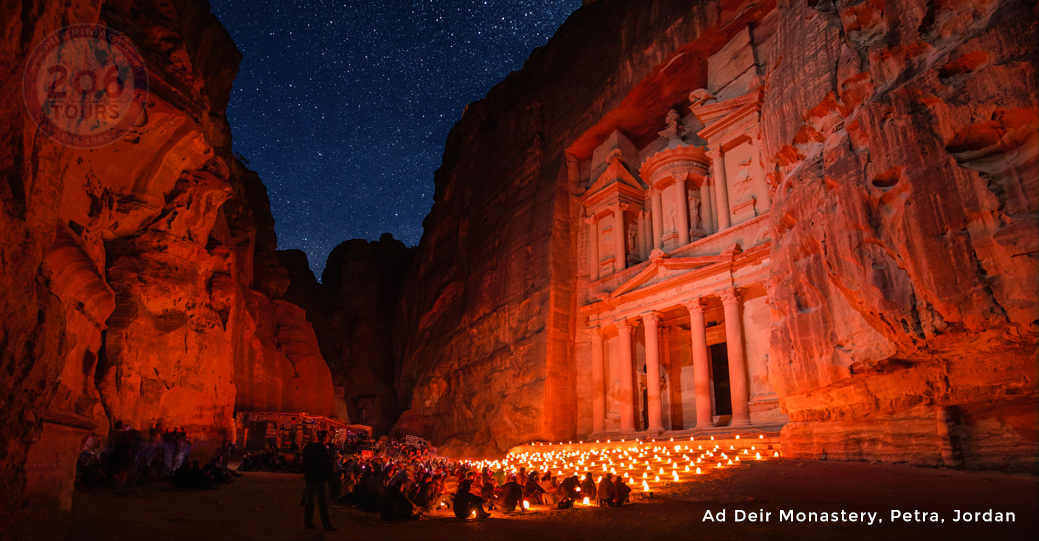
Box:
[0,0,333,536]
[280,233,413,436]
[759,0,1038,469]
[391,0,1036,465]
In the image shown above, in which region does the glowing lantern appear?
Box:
[756,453,762,460]
[736,435,740,439]
[774,451,780,458]
[717,462,722,468]
[696,467,701,474]
[672,472,679,482]
[642,472,648,479]
[710,436,714,440]
[582,497,590,505]
[728,459,733,465]
[642,480,650,491]
[684,465,690,472]
[655,475,660,482]
[471,511,477,518]
[523,500,530,509]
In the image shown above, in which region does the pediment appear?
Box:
[581,157,644,203]
[608,253,731,299]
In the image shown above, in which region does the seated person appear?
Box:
[380,480,416,521]
[614,476,632,506]
[495,476,524,513]
[580,471,596,497]
[523,472,546,505]
[560,474,580,500]
[453,479,490,520]
[597,473,616,507]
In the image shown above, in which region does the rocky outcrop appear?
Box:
[761,0,1037,470]
[391,0,1035,465]
[280,233,413,436]
[0,0,334,536]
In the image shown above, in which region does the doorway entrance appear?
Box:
[709,343,731,416]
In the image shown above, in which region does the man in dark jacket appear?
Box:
[301,432,337,531]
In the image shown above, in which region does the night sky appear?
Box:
[209,0,581,277]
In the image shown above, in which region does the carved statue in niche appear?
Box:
[688,88,715,108]
[657,109,690,143]
[627,223,637,254]
[687,193,702,231]
[666,200,678,234]
[734,158,753,198]
[601,226,612,260]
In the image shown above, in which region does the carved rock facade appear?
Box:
[393,0,1036,469]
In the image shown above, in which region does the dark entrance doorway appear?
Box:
[710,343,732,416]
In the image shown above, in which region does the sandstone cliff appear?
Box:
[762,0,1037,469]
[391,0,1036,466]
[280,233,414,436]
[0,0,334,536]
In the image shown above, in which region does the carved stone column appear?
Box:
[701,179,714,234]
[589,327,605,435]
[721,287,751,426]
[708,149,731,230]
[611,203,628,274]
[674,173,691,246]
[617,321,636,433]
[638,210,649,260]
[585,215,599,281]
[684,299,714,428]
[642,311,664,434]
[650,189,663,250]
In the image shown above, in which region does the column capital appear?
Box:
[587,326,604,339]
[642,311,662,326]
[608,202,629,213]
[684,298,707,314]
[720,287,741,305]
[616,320,635,334]
[707,147,722,160]
[673,171,689,184]
[583,214,597,225]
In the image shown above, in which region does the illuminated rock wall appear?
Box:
[762,0,1037,469]
[393,0,1036,467]
[0,0,333,536]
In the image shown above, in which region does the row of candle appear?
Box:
[462,435,780,495]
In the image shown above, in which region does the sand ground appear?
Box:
[71,460,1036,541]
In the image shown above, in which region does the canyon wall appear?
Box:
[280,233,413,436]
[392,0,1036,465]
[762,0,1037,469]
[0,0,333,537]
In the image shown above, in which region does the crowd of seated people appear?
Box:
[75,421,240,492]
[323,438,636,522]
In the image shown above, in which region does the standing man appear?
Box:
[302,431,337,531]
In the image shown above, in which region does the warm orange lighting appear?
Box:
[523,500,530,509]
[696,467,702,474]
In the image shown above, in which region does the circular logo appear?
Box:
[22,24,148,149]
